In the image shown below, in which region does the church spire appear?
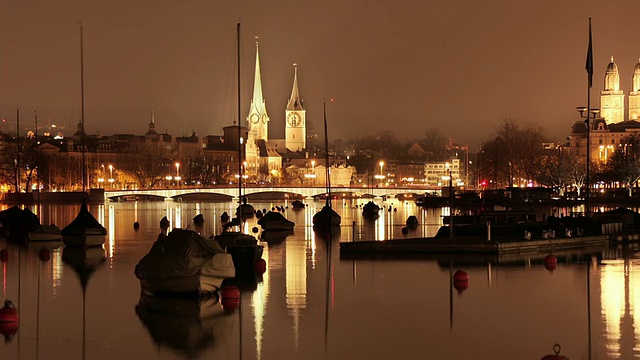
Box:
[248,38,268,118]
[604,56,620,91]
[287,64,304,111]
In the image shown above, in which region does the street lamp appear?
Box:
[576,106,600,217]
[374,161,385,185]
[108,164,115,188]
[174,162,181,186]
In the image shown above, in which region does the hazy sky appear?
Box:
[1,0,639,150]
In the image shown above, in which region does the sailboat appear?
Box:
[61,23,107,247]
[215,23,263,277]
[313,102,341,229]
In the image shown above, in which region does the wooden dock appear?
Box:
[339,235,612,256]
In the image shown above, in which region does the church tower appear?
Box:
[285,65,306,152]
[600,56,625,124]
[629,60,640,120]
[245,40,270,174]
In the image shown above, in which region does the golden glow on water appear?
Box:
[252,245,269,360]
[51,247,62,295]
[286,238,307,348]
[108,205,115,259]
[600,259,640,358]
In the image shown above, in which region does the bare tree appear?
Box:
[607,134,640,196]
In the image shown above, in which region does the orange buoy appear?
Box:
[453,270,469,282]
[0,300,18,323]
[254,258,267,274]
[39,249,51,262]
[0,249,7,262]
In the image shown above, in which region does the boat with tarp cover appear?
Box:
[135,229,235,298]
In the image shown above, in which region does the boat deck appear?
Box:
[339,235,611,256]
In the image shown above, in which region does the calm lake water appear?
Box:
[0,199,638,360]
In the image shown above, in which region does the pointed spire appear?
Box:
[146,107,158,136]
[249,37,268,118]
[287,64,304,111]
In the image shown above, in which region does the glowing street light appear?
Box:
[174,162,181,184]
[108,164,115,188]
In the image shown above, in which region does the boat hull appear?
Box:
[139,253,235,297]
[62,233,106,247]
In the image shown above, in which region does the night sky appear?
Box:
[1,0,639,150]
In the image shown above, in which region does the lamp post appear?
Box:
[98,164,105,187]
[576,106,600,217]
[175,162,181,187]
[374,161,385,186]
[108,164,115,188]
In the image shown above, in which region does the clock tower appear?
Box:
[285,65,306,152]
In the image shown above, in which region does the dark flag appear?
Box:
[585,18,593,88]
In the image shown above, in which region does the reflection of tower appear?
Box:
[599,259,639,359]
[251,245,270,360]
[286,238,307,348]
[600,56,624,124]
[285,65,306,152]
[246,39,270,175]
[628,60,640,120]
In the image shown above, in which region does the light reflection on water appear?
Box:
[0,200,639,359]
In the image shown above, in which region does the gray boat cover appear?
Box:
[135,229,228,280]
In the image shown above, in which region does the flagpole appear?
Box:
[585,18,593,219]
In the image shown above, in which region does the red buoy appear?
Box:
[0,321,18,341]
[254,258,267,274]
[540,344,569,360]
[221,297,240,311]
[220,285,240,311]
[453,270,469,282]
[544,255,557,272]
[453,280,469,293]
[0,300,18,323]
[221,285,240,300]
[0,249,7,262]
[39,249,51,262]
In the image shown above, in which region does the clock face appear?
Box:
[250,113,260,123]
[288,113,300,127]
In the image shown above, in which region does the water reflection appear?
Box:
[599,244,640,359]
[135,293,233,358]
[2,201,640,358]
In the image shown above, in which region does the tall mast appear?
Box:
[16,108,20,193]
[585,18,592,218]
[237,22,242,204]
[35,111,40,204]
[80,22,87,193]
[323,101,331,207]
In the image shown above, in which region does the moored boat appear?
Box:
[61,200,107,247]
[0,206,40,240]
[313,205,341,229]
[362,201,380,220]
[291,200,305,209]
[214,231,263,277]
[28,224,62,242]
[135,229,235,298]
[257,211,295,231]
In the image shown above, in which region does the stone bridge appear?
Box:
[104,186,435,201]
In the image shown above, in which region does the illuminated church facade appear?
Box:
[568,57,640,163]
[244,41,308,180]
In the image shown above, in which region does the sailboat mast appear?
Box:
[237,22,243,205]
[80,22,87,193]
[323,102,330,207]
[16,108,20,193]
[35,111,40,204]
